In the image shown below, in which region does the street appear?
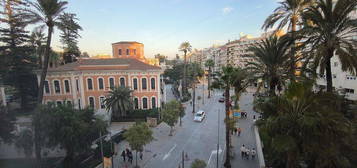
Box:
[112,84,260,168]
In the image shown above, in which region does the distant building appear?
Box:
[38,58,163,119]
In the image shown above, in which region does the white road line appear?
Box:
[162,144,177,160]
[207,148,223,166]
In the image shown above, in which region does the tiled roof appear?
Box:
[112,41,143,45]
[48,58,161,72]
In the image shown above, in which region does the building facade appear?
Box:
[38,58,162,118]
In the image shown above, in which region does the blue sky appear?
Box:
[50,0,279,58]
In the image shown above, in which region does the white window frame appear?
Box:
[86,77,94,91]
[108,77,115,89]
[133,78,138,90]
[63,79,71,94]
[97,77,105,90]
[142,96,148,109]
[44,80,50,94]
[88,96,95,109]
[99,96,105,109]
[53,80,61,94]
[119,77,126,87]
[141,77,147,90]
[134,97,139,109]
[150,77,156,90]
[151,96,156,109]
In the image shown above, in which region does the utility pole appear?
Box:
[182,151,185,168]
[217,109,220,168]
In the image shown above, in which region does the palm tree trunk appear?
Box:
[208,68,211,98]
[290,16,297,80]
[269,80,276,96]
[325,49,334,92]
[223,83,231,168]
[183,51,187,96]
[192,83,196,114]
[37,25,53,103]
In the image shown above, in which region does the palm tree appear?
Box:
[245,36,291,96]
[104,86,133,120]
[29,27,46,68]
[179,42,192,97]
[231,68,251,108]
[262,0,313,79]
[27,0,68,104]
[299,0,357,92]
[204,59,214,98]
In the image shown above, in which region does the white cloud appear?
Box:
[222,7,234,15]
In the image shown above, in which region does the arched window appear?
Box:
[120,77,125,87]
[99,96,105,109]
[151,97,156,108]
[142,78,147,90]
[54,80,61,93]
[98,78,104,90]
[133,78,138,90]
[64,80,70,93]
[151,78,156,90]
[142,97,148,109]
[89,97,95,108]
[134,98,139,109]
[87,78,93,90]
[109,78,115,89]
[44,81,50,94]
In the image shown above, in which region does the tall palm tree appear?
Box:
[179,42,192,97]
[231,68,251,108]
[27,0,68,103]
[299,0,357,92]
[104,86,133,120]
[245,36,292,96]
[204,59,214,98]
[262,0,313,79]
[29,27,46,68]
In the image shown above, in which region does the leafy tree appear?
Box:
[161,100,182,136]
[124,122,154,167]
[28,0,68,104]
[245,36,292,96]
[104,86,133,120]
[204,59,214,98]
[57,12,82,64]
[298,0,357,92]
[191,159,207,168]
[154,53,167,64]
[0,105,15,143]
[179,42,192,96]
[15,129,34,158]
[81,51,90,58]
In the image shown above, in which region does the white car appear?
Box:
[194,110,206,122]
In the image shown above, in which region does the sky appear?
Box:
[50,0,280,58]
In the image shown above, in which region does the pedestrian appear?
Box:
[121,150,126,162]
[238,127,241,136]
[253,115,256,120]
[139,151,143,160]
[234,127,238,135]
[245,147,250,160]
[251,148,256,159]
[240,144,246,159]
[128,151,133,164]
[126,148,130,156]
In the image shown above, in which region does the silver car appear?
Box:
[194,110,206,122]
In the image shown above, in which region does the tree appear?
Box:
[57,12,82,64]
[81,51,90,58]
[298,0,357,92]
[154,53,167,64]
[262,0,313,78]
[28,0,68,104]
[15,129,34,158]
[161,100,182,136]
[179,42,192,96]
[257,82,355,167]
[205,59,214,98]
[191,159,207,168]
[0,105,15,143]
[124,122,154,167]
[104,86,133,120]
[245,36,292,96]
[231,68,251,108]
[29,27,46,68]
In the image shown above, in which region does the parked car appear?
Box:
[194,110,206,122]
[218,97,225,103]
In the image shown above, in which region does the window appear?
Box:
[142,97,148,109]
[89,97,95,108]
[120,77,125,87]
[100,97,105,109]
[133,49,136,55]
[151,97,156,108]
[44,81,50,94]
[142,78,147,90]
[134,98,139,109]
[126,49,130,55]
[133,78,138,90]
[54,80,61,93]
[109,78,115,89]
[78,99,81,109]
[118,49,122,55]
[345,88,355,94]
[98,78,104,90]
[56,101,62,106]
[151,78,156,90]
[87,78,93,90]
[76,79,79,91]
[64,80,70,93]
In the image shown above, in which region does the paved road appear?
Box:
[112,85,260,168]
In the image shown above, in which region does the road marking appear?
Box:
[207,148,223,166]
[162,144,177,160]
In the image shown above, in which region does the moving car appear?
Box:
[218,97,225,103]
[194,110,206,122]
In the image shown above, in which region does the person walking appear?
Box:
[245,147,250,160]
[237,127,242,136]
[234,127,238,135]
[121,150,126,162]
[240,144,246,159]
[251,148,256,160]
[128,151,133,164]
[139,151,143,160]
